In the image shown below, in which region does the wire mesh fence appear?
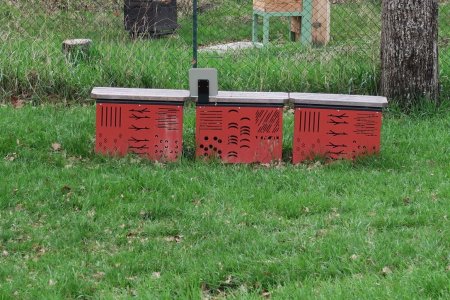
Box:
[195,0,383,94]
[0,0,448,101]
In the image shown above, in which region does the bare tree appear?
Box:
[381,0,440,107]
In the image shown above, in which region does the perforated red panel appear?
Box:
[196,106,283,163]
[293,107,382,163]
[96,102,183,161]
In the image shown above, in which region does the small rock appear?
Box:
[350,254,359,261]
[4,153,17,161]
[381,266,392,276]
[164,235,183,243]
[51,143,62,151]
[93,272,105,280]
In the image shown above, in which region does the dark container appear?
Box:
[124,0,178,37]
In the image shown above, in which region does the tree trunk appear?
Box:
[381,0,439,106]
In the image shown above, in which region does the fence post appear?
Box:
[192,0,198,68]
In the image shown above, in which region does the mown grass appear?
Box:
[0,1,448,102]
[0,103,449,299]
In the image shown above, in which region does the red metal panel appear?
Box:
[96,103,183,161]
[96,104,128,156]
[293,107,382,163]
[196,106,283,163]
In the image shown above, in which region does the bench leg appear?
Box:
[252,13,258,43]
[301,0,313,44]
[290,16,301,42]
[290,18,294,41]
[263,15,270,45]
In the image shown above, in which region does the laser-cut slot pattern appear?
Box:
[293,107,382,163]
[96,103,183,161]
[196,106,283,163]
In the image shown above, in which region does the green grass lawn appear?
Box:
[0,103,449,299]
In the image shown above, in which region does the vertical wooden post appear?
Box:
[263,15,270,44]
[290,16,301,41]
[312,0,330,45]
[290,0,330,45]
[252,12,258,43]
[301,0,313,44]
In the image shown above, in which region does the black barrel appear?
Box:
[124,0,178,37]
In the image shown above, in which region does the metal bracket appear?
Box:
[198,79,210,104]
[189,68,218,98]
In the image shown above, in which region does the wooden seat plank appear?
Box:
[207,91,289,104]
[290,92,388,108]
[91,87,190,102]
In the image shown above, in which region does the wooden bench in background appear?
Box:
[252,0,330,45]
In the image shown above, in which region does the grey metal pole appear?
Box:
[192,0,198,68]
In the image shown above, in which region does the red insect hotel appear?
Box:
[92,87,189,162]
[290,93,388,163]
[196,91,288,163]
